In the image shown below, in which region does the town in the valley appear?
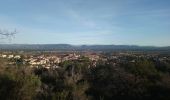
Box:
[1,51,170,69]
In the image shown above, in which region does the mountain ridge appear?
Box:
[0,44,170,51]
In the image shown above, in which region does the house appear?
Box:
[8,55,14,58]
[14,55,21,59]
[2,54,7,58]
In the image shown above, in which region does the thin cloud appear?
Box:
[67,9,98,29]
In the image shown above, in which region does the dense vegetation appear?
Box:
[0,57,170,100]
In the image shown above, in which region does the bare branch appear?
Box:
[0,29,17,42]
[0,29,17,36]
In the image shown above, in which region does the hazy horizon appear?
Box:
[0,43,170,48]
[0,0,170,46]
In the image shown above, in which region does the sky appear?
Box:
[0,0,170,46]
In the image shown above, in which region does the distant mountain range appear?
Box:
[0,44,170,51]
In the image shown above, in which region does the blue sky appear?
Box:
[0,0,170,46]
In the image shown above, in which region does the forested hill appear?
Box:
[0,44,170,51]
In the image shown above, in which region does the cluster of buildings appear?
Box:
[0,52,101,69]
[0,54,21,59]
[1,51,169,69]
[108,52,170,66]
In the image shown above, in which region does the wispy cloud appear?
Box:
[67,9,98,29]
